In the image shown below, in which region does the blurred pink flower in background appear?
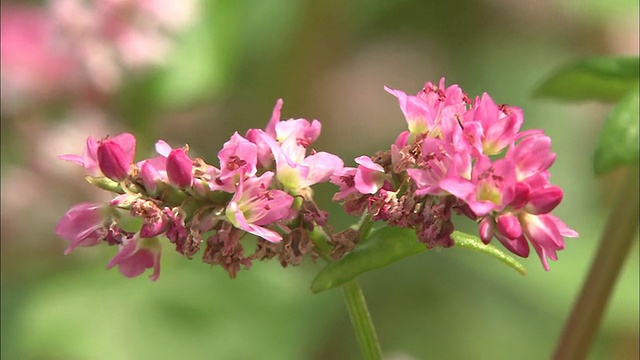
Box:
[0,5,78,111]
[1,0,198,112]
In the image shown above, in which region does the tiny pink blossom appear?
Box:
[218,132,258,186]
[507,133,556,181]
[330,167,358,200]
[225,172,294,243]
[520,213,578,270]
[257,130,343,191]
[55,202,109,254]
[58,135,101,176]
[385,78,467,138]
[441,155,516,217]
[463,93,523,156]
[106,235,162,281]
[138,156,167,193]
[353,156,385,194]
[407,137,472,196]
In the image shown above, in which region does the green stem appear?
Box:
[342,280,383,360]
[553,167,639,360]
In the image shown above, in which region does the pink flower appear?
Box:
[353,156,385,194]
[166,147,193,188]
[407,137,472,196]
[462,93,523,156]
[385,78,467,138]
[441,155,516,217]
[520,213,578,270]
[330,167,357,200]
[106,235,162,281]
[58,135,101,176]
[138,155,168,194]
[225,172,294,243]
[60,133,136,179]
[256,130,344,191]
[507,133,556,181]
[55,202,110,254]
[218,132,258,187]
[97,136,135,181]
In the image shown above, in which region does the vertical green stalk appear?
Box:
[342,280,383,360]
[553,167,639,360]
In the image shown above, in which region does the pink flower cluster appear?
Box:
[56,78,577,280]
[56,101,343,279]
[331,78,577,270]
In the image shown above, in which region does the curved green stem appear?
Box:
[342,280,383,360]
[553,167,639,360]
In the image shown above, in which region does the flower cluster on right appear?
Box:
[332,78,578,270]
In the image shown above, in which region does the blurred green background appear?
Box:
[1,1,638,359]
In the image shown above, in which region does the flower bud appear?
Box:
[525,186,563,215]
[166,148,193,188]
[97,139,131,181]
[478,216,495,244]
[496,213,522,239]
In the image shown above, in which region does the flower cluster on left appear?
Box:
[55,100,344,280]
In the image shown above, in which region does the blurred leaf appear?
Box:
[114,1,243,129]
[535,57,639,102]
[311,227,525,293]
[593,87,640,175]
[154,0,242,108]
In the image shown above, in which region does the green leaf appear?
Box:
[449,231,527,276]
[593,87,640,175]
[310,227,526,293]
[535,56,639,102]
[311,227,424,293]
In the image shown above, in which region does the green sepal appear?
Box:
[85,176,124,194]
[535,56,639,102]
[310,227,526,293]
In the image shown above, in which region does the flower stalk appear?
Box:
[553,166,639,360]
[342,280,383,360]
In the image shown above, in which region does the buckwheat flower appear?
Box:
[385,78,467,139]
[166,147,194,188]
[106,235,162,281]
[218,132,258,187]
[263,99,322,161]
[55,202,111,254]
[58,135,101,176]
[520,213,578,270]
[256,130,344,191]
[225,172,294,243]
[138,156,168,194]
[462,93,524,156]
[440,155,516,217]
[507,133,556,181]
[407,136,472,196]
[353,156,386,194]
[330,167,358,200]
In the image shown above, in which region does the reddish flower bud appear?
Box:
[478,216,495,244]
[525,186,563,215]
[166,148,193,188]
[496,213,522,239]
[97,139,132,181]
